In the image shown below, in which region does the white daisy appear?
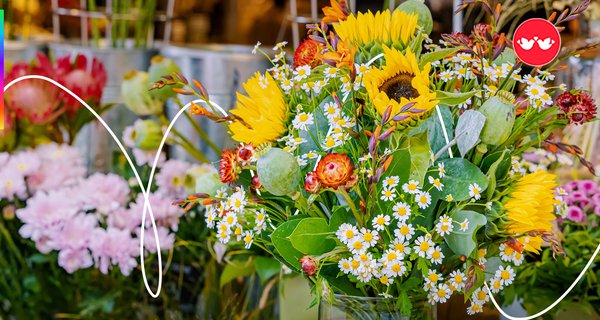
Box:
[467,302,483,315]
[433,283,451,303]
[495,265,515,286]
[391,239,411,256]
[435,219,453,236]
[292,112,314,131]
[382,176,400,188]
[429,246,445,264]
[445,194,454,202]
[472,287,490,304]
[402,180,420,194]
[392,202,411,222]
[242,231,254,249]
[252,41,261,54]
[468,183,482,200]
[372,214,391,231]
[348,237,367,254]
[489,276,503,293]
[324,67,338,78]
[293,65,311,81]
[336,223,359,244]
[414,235,435,258]
[395,223,415,241]
[338,258,353,274]
[416,191,432,209]
[380,187,396,202]
[458,218,469,232]
[428,176,444,191]
[449,270,466,291]
[359,228,379,247]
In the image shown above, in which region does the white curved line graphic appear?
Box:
[3,75,227,298]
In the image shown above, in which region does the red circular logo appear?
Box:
[513,18,561,67]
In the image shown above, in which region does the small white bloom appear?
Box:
[416,191,432,209]
[402,180,420,194]
[449,270,466,291]
[395,223,415,241]
[428,246,445,264]
[472,287,490,304]
[336,223,359,244]
[489,276,504,293]
[392,202,411,222]
[414,235,435,258]
[292,112,314,131]
[372,214,391,231]
[359,228,379,247]
[380,187,397,202]
[243,231,254,249]
[458,218,469,232]
[293,65,311,81]
[495,265,515,286]
[468,183,482,200]
[252,41,262,54]
[428,176,444,191]
[433,283,451,303]
[382,175,400,188]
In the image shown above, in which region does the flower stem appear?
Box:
[338,188,363,227]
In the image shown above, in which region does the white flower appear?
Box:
[292,112,314,131]
[296,156,308,166]
[392,202,411,222]
[402,180,420,194]
[205,207,217,228]
[272,41,288,50]
[489,276,503,293]
[380,187,396,202]
[428,246,444,264]
[348,237,367,254]
[223,212,238,227]
[495,265,515,286]
[449,270,466,291]
[312,80,326,95]
[380,249,402,266]
[336,223,359,244]
[324,67,338,78]
[217,230,231,243]
[243,230,254,249]
[258,74,269,88]
[382,176,400,188]
[372,214,391,231]
[384,261,407,277]
[414,235,435,258]
[467,302,483,315]
[439,70,454,82]
[468,183,482,200]
[445,194,454,202]
[391,239,411,256]
[323,102,340,121]
[215,187,228,198]
[499,243,515,262]
[435,219,453,236]
[416,191,432,209]
[512,251,524,266]
[472,287,490,304]
[428,176,444,191]
[458,218,469,232]
[395,223,415,241]
[281,79,293,92]
[252,41,261,54]
[359,228,379,247]
[293,65,311,81]
[338,258,353,274]
[433,283,451,303]
[355,64,369,75]
[426,269,442,284]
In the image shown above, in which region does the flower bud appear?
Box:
[121,70,164,116]
[303,171,321,193]
[299,255,318,277]
[479,90,515,145]
[186,164,225,196]
[252,175,262,190]
[148,56,183,100]
[131,119,163,150]
[256,148,302,196]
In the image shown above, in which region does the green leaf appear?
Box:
[419,48,461,67]
[484,150,509,199]
[289,217,336,255]
[444,210,487,257]
[271,219,304,269]
[481,150,512,181]
[255,256,282,286]
[397,290,412,317]
[455,110,486,157]
[412,105,454,159]
[407,131,431,185]
[329,206,356,231]
[435,90,477,106]
[319,265,363,296]
[220,256,256,288]
[432,158,489,201]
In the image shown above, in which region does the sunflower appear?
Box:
[228,72,287,145]
[334,10,418,47]
[503,170,557,252]
[363,46,437,128]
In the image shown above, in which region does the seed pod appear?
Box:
[256,148,301,196]
[479,90,516,145]
[148,55,183,100]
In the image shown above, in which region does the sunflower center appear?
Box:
[379,72,418,101]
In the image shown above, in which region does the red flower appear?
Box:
[315,153,354,190]
[252,175,262,190]
[55,54,107,113]
[4,53,63,124]
[557,91,597,125]
[293,39,323,69]
[219,149,239,184]
[236,144,255,165]
[303,171,321,193]
[299,256,318,277]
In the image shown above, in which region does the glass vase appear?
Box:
[319,294,436,320]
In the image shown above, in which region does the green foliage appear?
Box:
[289,218,336,256]
[444,210,487,257]
[430,158,489,201]
[271,219,304,270]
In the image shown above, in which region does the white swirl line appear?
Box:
[3,75,226,298]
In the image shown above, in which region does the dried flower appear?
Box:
[293,39,323,69]
[219,150,240,184]
[315,153,355,190]
[556,91,597,125]
[299,255,318,277]
[303,171,321,193]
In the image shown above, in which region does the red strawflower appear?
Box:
[219,149,240,184]
[303,171,321,193]
[236,144,255,165]
[293,39,323,69]
[252,175,262,190]
[4,53,63,124]
[55,54,107,114]
[315,153,354,190]
[557,91,597,125]
[299,256,318,277]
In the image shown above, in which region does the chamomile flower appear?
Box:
[205,207,217,228]
[489,277,503,293]
[339,258,353,274]
[380,187,396,202]
[449,270,466,291]
[429,246,445,264]
[254,222,267,234]
[426,270,442,284]
[222,212,238,227]
[416,191,432,209]
[324,67,338,78]
[385,261,407,277]
[296,156,308,166]
[359,228,379,247]
[372,214,391,231]
[348,237,367,254]
[252,41,261,54]
[293,65,311,81]
[227,191,247,212]
[433,283,451,303]
[513,251,524,266]
[355,63,369,75]
[258,74,269,88]
[467,302,483,315]
[439,70,454,82]
[382,176,400,188]
[380,249,401,266]
[478,248,488,264]
[445,194,454,202]
[218,230,231,243]
[215,187,228,198]
[336,223,359,244]
[234,224,243,241]
[414,235,435,258]
[392,202,411,222]
[281,79,293,92]
[395,223,415,241]
[429,176,444,191]
[495,265,515,286]
[282,264,293,275]
[391,239,411,256]
[242,231,254,249]
[291,112,314,131]
[312,80,326,95]
[458,218,469,232]
[402,180,420,194]
[323,102,340,120]
[472,287,490,304]
[378,274,394,286]
[323,134,342,150]
[468,183,482,200]
[498,243,515,262]
[435,219,453,236]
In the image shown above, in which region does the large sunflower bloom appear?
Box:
[228,72,287,145]
[503,170,558,252]
[334,10,418,46]
[363,46,437,128]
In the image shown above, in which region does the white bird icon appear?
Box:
[517,37,536,50]
[536,37,556,50]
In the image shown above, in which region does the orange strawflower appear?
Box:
[322,0,350,24]
[293,39,323,69]
[315,153,355,189]
[322,39,356,70]
[219,149,239,184]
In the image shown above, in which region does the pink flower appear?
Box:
[78,173,130,213]
[592,193,600,207]
[89,227,139,276]
[49,213,97,251]
[55,54,107,113]
[107,207,141,232]
[130,193,184,231]
[565,205,586,223]
[578,180,599,196]
[139,226,175,254]
[6,150,41,176]
[155,159,189,198]
[0,168,27,201]
[4,53,63,124]
[0,153,9,167]
[58,248,94,274]
[27,144,86,193]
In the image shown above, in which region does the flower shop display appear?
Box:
[2,52,109,152]
[169,0,598,318]
[502,179,600,319]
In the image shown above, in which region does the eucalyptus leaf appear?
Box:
[407,131,431,185]
[431,158,488,201]
[455,110,486,157]
[444,210,487,257]
[271,219,304,269]
[220,257,255,288]
[289,218,336,255]
[435,90,478,106]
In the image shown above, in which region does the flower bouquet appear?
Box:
[503,179,600,319]
[170,0,597,318]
